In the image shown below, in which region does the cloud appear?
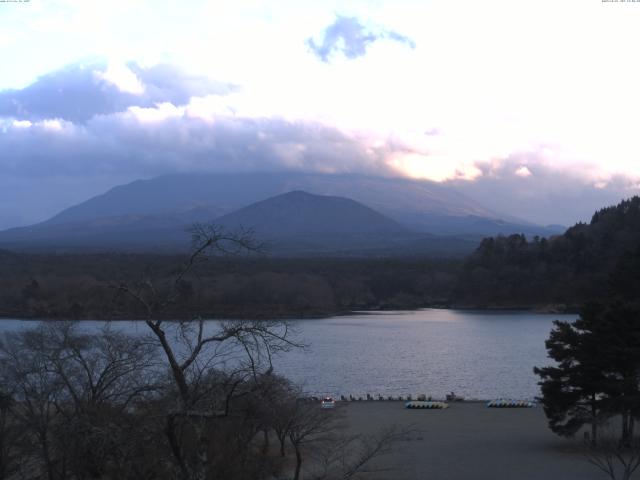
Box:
[0,90,403,230]
[1,60,639,230]
[94,63,145,94]
[514,166,532,178]
[0,33,13,48]
[0,94,394,181]
[6,91,636,229]
[448,154,640,226]
[0,60,416,184]
[307,16,415,63]
[0,60,416,230]
[0,61,234,123]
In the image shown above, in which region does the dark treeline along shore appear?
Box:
[2,196,640,320]
[0,253,458,320]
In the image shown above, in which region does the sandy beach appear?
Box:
[340,401,603,480]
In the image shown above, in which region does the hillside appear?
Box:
[217,190,407,235]
[214,190,414,253]
[0,207,224,251]
[455,196,640,308]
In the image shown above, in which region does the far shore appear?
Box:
[0,303,579,322]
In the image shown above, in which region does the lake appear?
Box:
[0,309,575,400]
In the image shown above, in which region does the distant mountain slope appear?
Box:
[0,207,223,251]
[42,172,557,237]
[0,190,479,256]
[213,190,417,254]
[44,171,499,228]
[216,190,407,237]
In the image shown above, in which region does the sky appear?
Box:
[1,0,640,229]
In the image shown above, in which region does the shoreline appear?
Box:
[0,303,578,322]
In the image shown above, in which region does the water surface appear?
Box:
[0,309,574,399]
[273,309,575,399]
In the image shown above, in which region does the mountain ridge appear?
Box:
[0,189,479,256]
[0,172,563,255]
[41,172,560,236]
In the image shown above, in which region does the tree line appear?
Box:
[0,252,459,320]
[457,196,640,309]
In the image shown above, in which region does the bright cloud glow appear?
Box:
[126,103,181,123]
[40,119,64,131]
[515,166,532,178]
[95,63,145,94]
[0,33,13,48]
[12,120,32,129]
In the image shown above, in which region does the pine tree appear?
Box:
[534,304,608,445]
[535,301,640,446]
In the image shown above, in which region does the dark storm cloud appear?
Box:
[307,16,415,62]
[0,61,234,123]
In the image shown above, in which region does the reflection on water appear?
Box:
[274,309,575,400]
[0,309,575,400]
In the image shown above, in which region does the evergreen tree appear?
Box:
[535,301,640,446]
[589,302,640,446]
[534,304,608,445]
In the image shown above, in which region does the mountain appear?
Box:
[42,172,557,236]
[0,190,480,256]
[214,190,413,254]
[0,172,561,254]
[0,203,226,250]
[216,190,406,237]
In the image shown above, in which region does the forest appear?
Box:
[0,252,459,320]
[456,196,640,310]
[2,196,640,320]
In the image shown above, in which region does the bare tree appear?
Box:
[114,223,301,479]
[585,426,640,480]
[264,376,298,458]
[37,322,159,412]
[0,328,66,480]
[0,391,21,480]
[311,425,413,480]
[287,400,345,480]
[285,399,412,480]
[46,322,159,479]
[0,322,161,480]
